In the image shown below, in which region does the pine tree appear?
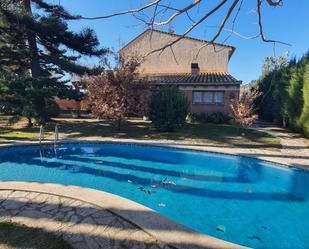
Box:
[0,0,107,124]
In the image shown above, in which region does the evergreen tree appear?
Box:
[300,64,309,136]
[255,52,309,137]
[148,86,190,132]
[0,0,107,124]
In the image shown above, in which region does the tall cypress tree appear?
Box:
[0,0,107,124]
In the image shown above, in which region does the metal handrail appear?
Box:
[39,125,44,144]
[54,124,59,146]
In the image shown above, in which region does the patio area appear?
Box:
[0,182,242,249]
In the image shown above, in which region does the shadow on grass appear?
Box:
[0,116,281,150]
[57,120,281,151]
[0,221,72,249]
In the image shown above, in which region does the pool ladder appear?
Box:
[54,124,59,146]
[39,125,59,146]
[39,125,45,144]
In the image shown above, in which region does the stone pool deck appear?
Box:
[0,182,243,249]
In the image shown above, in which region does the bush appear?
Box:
[148,86,190,131]
[199,112,208,123]
[186,112,198,123]
[207,112,229,124]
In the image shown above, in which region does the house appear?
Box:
[119,29,241,115]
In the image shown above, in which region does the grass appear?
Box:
[0,116,281,150]
[0,221,72,249]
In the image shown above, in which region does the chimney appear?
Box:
[191,63,200,75]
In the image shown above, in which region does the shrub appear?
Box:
[186,112,198,123]
[148,86,190,131]
[207,112,229,124]
[230,89,261,127]
[199,113,208,123]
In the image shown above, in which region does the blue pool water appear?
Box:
[0,143,308,248]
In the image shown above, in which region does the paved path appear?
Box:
[0,190,171,249]
[251,125,309,169]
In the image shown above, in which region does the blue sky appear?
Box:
[54,0,309,84]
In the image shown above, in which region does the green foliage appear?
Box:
[0,1,106,124]
[299,64,309,136]
[207,112,229,124]
[45,99,61,118]
[186,112,229,124]
[286,66,304,130]
[148,86,190,131]
[255,52,309,137]
[0,76,76,124]
[186,112,199,123]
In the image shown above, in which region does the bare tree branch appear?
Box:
[257,0,291,46]
[144,0,228,57]
[195,0,243,58]
[75,0,162,20]
[266,0,283,7]
[149,0,202,26]
[69,0,289,56]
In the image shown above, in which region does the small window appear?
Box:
[193,92,202,103]
[203,92,213,104]
[214,92,224,104]
[191,63,199,69]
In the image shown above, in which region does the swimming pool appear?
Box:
[0,143,308,248]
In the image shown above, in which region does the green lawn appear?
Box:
[0,222,72,249]
[0,116,281,150]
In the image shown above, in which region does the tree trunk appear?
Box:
[117,119,121,131]
[22,0,41,77]
[35,97,48,124]
[27,117,33,127]
[23,0,47,123]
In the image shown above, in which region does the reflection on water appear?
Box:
[0,143,309,248]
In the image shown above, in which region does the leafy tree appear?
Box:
[300,64,309,136]
[230,89,261,127]
[255,54,289,125]
[86,58,150,131]
[148,85,190,132]
[255,52,309,137]
[0,0,107,124]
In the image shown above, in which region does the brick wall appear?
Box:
[54,98,90,112]
[182,89,239,115]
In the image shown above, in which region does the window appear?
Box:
[214,92,224,104]
[193,92,202,103]
[192,91,224,105]
[203,92,213,104]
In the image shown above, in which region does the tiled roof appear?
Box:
[144,72,241,85]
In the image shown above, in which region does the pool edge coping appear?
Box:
[0,181,247,249]
[0,140,307,172]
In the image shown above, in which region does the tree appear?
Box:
[70,0,288,57]
[86,58,150,131]
[254,51,309,137]
[300,64,309,137]
[254,54,289,126]
[148,85,190,132]
[230,89,261,127]
[0,0,107,124]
